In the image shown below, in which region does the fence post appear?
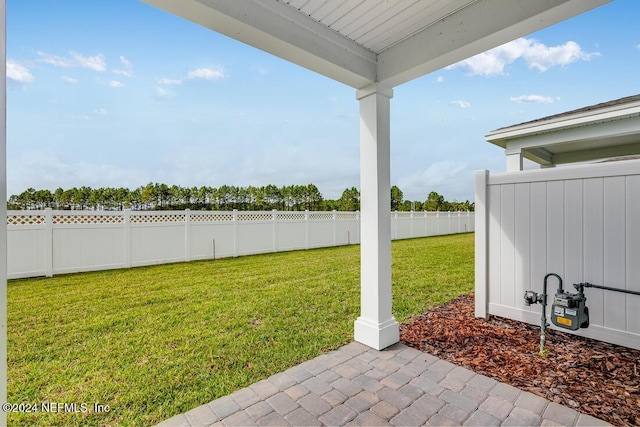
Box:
[44,208,53,277]
[436,211,440,235]
[124,209,131,268]
[448,212,451,234]
[332,210,337,246]
[424,211,428,236]
[305,210,309,250]
[272,210,277,253]
[185,209,191,262]
[458,211,461,233]
[394,211,398,240]
[233,209,239,257]
[410,211,414,238]
[355,210,360,244]
[475,170,489,319]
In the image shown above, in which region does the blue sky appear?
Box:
[6,0,640,203]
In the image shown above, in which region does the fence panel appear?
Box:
[7,212,47,279]
[475,158,640,349]
[8,209,473,279]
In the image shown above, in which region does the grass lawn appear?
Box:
[8,233,473,426]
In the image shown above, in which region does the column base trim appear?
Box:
[354,316,399,350]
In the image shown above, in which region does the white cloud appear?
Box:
[449,100,471,108]
[158,67,226,86]
[637,43,640,50]
[112,56,133,77]
[37,51,74,68]
[186,68,225,80]
[93,108,107,115]
[157,77,183,85]
[70,51,106,71]
[62,75,78,84]
[510,95,556,104]
[435,76,444,83]
[95,77,124,88]
[37,50,106,71]
[447,37,599,76]
[6,60,34,85]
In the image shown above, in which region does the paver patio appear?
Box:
[158,342,611,427]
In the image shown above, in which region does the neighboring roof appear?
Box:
[486,94,640,166]
[495,94,640,132]
[142,0,610,89]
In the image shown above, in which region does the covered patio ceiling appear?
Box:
[142,0,610,89]
[134,0,613,351]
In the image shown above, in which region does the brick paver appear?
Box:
[155,342,613,427]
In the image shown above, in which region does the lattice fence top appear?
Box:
[335,212,358,220]
[130,213,186,224]
[277,212,306,221]
[53,214,124,225]
[191,213,234,222]
[7,214,46,225]
[237,212,273,222]
[309,213,334,220]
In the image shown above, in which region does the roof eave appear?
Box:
[486,101,640,148]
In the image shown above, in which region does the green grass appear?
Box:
[8,233,474,426]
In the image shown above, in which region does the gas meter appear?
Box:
[551,287,589,330]
[523,273,640,356]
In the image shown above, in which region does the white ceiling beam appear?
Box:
[377,0,612,87]
[523,147,554,165]
[141,0,377,88]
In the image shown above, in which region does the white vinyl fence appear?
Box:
[8,209,473,279]
[475,158,640,350]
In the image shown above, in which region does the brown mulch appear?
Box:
[400,294,640,427]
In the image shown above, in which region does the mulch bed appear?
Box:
[400,294,640,426]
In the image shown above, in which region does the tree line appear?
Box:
[7,183,473,212]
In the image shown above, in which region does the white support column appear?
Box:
[1,2,7,423]
[354,83,399,350]
[505,147,524,172]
